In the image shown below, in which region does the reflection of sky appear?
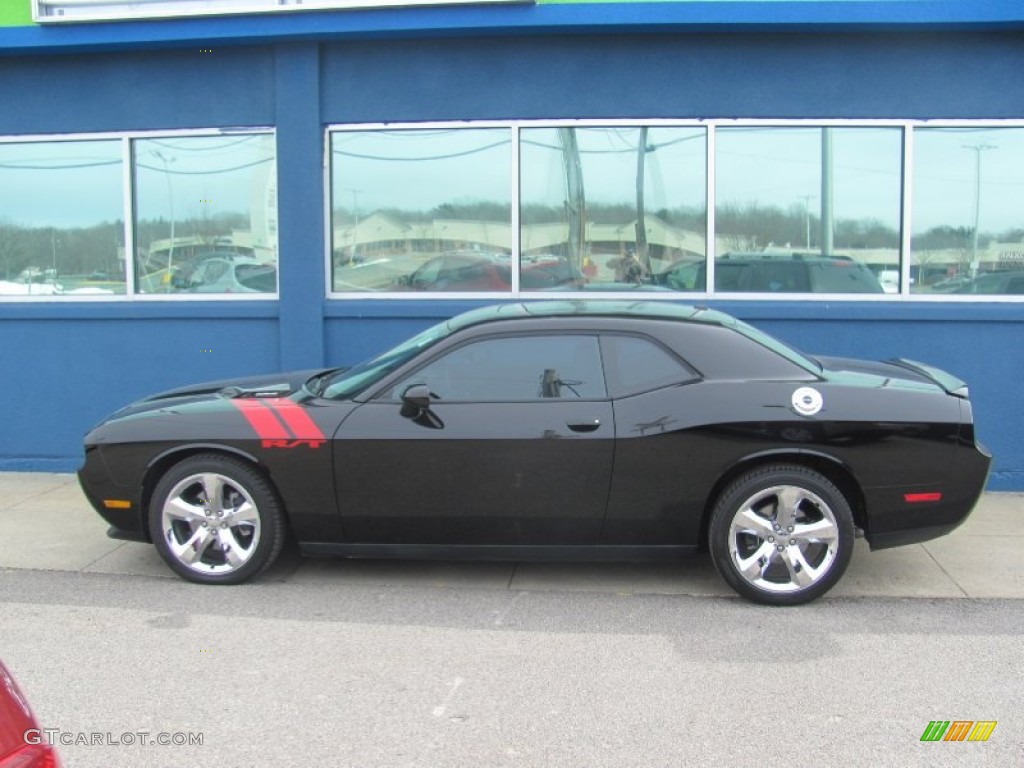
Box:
[331,129,512,213]
[0,135,276,231]
[716,127,902,228]
[331,127,708,216]
[135,134,275,226]
[913,128,1024,236]
[520,127,706,211]
[0,140,122,228]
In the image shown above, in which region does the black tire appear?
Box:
[149,453,285,585]
[708,464,854,606]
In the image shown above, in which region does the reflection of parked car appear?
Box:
[80,301,990,605]
[652,261,702,290]
[521,258,579,289]
[184,257,277,293]
[396,253,578,292]
[929,275,971,292]
[170,251,245,289]
[397,253,511,291]
[876,270,900,294]
[655,255,884,293]
[16,267,47,284]
[952,270,1024,295]
[0,659,62,767]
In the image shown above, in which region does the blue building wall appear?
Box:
[1,30,1023,487]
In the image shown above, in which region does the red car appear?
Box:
[0,661,61,768]
[396,252,580,292]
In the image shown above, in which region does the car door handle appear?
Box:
[567,419,601,433]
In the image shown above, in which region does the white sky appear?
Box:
[0,134,274,230]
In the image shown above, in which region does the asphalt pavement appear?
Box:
[1,471,1021,599]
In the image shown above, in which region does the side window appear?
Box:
[602,335,698,398]
[395,335,606,402]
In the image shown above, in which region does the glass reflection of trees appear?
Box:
[0,140,124,295]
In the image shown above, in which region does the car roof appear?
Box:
[446,300,733,334]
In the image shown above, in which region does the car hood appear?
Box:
[817,356,968,397]
[105,368,334,421]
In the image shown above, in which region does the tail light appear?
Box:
[0,743,61,768]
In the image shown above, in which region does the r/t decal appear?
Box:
[230,399,326,447]
[261,439,326,449]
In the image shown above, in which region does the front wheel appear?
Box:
[149,454,285,584]
[708,464,854,606]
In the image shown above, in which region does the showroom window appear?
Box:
[519,126,706,292]
[0,129,276,301]
[329,128,512,293]
[0,139,124,296]
[910,127,1024,295]
[134,133,277,296]
[714,126,902,294]
[327,120,1024,300]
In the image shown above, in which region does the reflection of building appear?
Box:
[333,213,512,263]
[333,213,711,263]
[144,233,266,271]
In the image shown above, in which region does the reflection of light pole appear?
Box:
[799,195,815,250]
[635,127,651,275]
[50,228,59,285]
[346,188,361,261]
[964,143,995,274]
[152,150,176,290]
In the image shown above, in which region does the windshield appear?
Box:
[318,318,454,400]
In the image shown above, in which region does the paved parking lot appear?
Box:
[1,471,1021,599]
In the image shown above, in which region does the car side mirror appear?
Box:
[400,383,432,418]
[400,384,444,429]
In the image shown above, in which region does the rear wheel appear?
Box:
[149,454,284,584]
[709,464,854,606]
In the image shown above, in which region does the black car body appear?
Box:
[78,301,990,604]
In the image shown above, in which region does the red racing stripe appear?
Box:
[263,398,325,440]
[230,399,290,440]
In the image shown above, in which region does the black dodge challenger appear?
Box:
[78,301,991,605]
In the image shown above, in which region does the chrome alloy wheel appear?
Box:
[727,484,840,594]
[159,472,262,576]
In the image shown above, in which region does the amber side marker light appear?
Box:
[904,492,942,503]
[102,499,132,509]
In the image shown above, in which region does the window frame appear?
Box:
[325,118,1024,303]
[0,127,277,303]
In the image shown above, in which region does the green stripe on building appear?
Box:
[0,0,33,27]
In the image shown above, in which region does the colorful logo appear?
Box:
[920,721,997,742]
